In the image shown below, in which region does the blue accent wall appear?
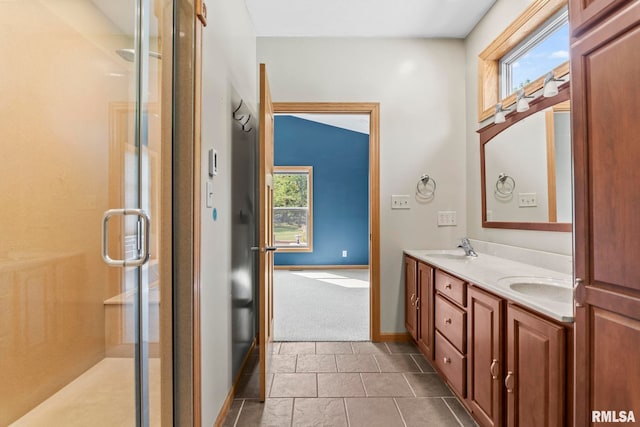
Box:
[274,116,369,266]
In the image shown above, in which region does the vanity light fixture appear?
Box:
[516,89,534,112]
[494,103,510,124]
[543,71,563,97]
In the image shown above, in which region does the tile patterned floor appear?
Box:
[223,341,478,427]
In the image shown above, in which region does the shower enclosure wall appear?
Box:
[0,1,172,425]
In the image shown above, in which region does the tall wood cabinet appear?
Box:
[404,256,418,340]
[570,1,640,424]
[404,256,434,359]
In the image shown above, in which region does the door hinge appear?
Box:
[196,0,207,26]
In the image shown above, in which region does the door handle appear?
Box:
[101,209,150,267]
[490,359,499,379]
[505,371,515,393]
[250,246,278,252]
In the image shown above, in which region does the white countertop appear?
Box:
[404,248,574,323]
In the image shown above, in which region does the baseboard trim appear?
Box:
[213,337,257,427]
[274,264,369,270]
[376,333,412,343]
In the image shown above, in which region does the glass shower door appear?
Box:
[0,0,166,425]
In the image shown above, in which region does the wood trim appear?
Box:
[545,110,558,223]
[272,102,381,342]
[477,0,568,122]
[274,264,369,270]
[273,165,313,253]
[377,333,413,343]
[479,82,572,232]
[192,22,203,427]
[214,339,257,427]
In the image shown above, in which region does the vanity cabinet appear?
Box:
[404,255,434,359]
[467,286,503,427]
[506,304,565,427]
[404,256,418,340]
[570,1,640,423]
[403,256,573,427]
[434,269,468,398]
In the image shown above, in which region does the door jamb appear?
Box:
[271,102,381,341]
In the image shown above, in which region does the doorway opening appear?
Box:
[271,103,380,342]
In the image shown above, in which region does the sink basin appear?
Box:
[498,276,572,303]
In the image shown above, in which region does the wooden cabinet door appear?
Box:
[404,256,418,340]
[416,262,433,359]
[571,4,640,424]
[506,305,565,427]
[467,286,503,427]
[569,0,634,36]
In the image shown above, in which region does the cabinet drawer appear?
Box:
[435,294,466,353]
[435,331,466,398]
[435,270,466,307]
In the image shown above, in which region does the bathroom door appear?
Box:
[0,0,168,426]
[258,64,276,401]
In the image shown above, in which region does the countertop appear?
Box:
[404,248,574,323]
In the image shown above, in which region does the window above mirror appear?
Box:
[478,0,569,122]
[499,7,569,98]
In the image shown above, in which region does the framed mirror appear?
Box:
[479,82,571,232]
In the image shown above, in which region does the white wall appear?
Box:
[464,0,573,255]
[200,1,256,424]
[258,38,467,333]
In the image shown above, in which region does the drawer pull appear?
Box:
[410,293,415,306]
[444,317,452,324]
[505,371,514,393]
[445,283,452,289]
[490,359,499,380]
[443,357,451,364]
[415,297,420,310]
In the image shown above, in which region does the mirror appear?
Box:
[479,83,572,232]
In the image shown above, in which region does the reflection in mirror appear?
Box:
[480,83,572,232]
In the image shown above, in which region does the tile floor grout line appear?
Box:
[290,397,296,427]
[409,354,424,373]
[232,399,245,427]
[384,342,392,353]
[343,397,351,427]
[393,397,409,427]
[371,353,382,373]
[359,372,369,397]
[442,397,466,427]
[401,372,418,398]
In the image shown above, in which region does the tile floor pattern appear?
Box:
[223,341,478,427]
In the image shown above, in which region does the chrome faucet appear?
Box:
[458,238,478,257]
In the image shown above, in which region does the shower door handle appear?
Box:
[101,209,151,267]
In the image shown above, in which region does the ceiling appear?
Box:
[281,114,371,135]
[244,0,496,38]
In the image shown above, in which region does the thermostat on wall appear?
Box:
[208,148,218,177]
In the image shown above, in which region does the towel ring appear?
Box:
[495,173,515,196]
[416,174,436,199]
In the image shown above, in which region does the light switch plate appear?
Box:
[518,192,537,207]
[437,211,457,226]
[391,195,410,209]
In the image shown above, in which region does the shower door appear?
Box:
[0,0,167,426]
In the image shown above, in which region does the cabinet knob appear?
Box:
[445,283,452,289]
[443,357,451,364]
[505,371,514,393]
[444,318,452,324]
[490,359,499,380]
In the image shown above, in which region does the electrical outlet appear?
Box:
[437,211,457,226]
[391,195,410,209]
[342,250,348,258]
[518,193,537,207]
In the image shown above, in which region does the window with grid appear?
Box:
[273,167,312,251]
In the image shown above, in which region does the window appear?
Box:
[477,0,569,122]
[499,7,569,98]
[273,166,313,252]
